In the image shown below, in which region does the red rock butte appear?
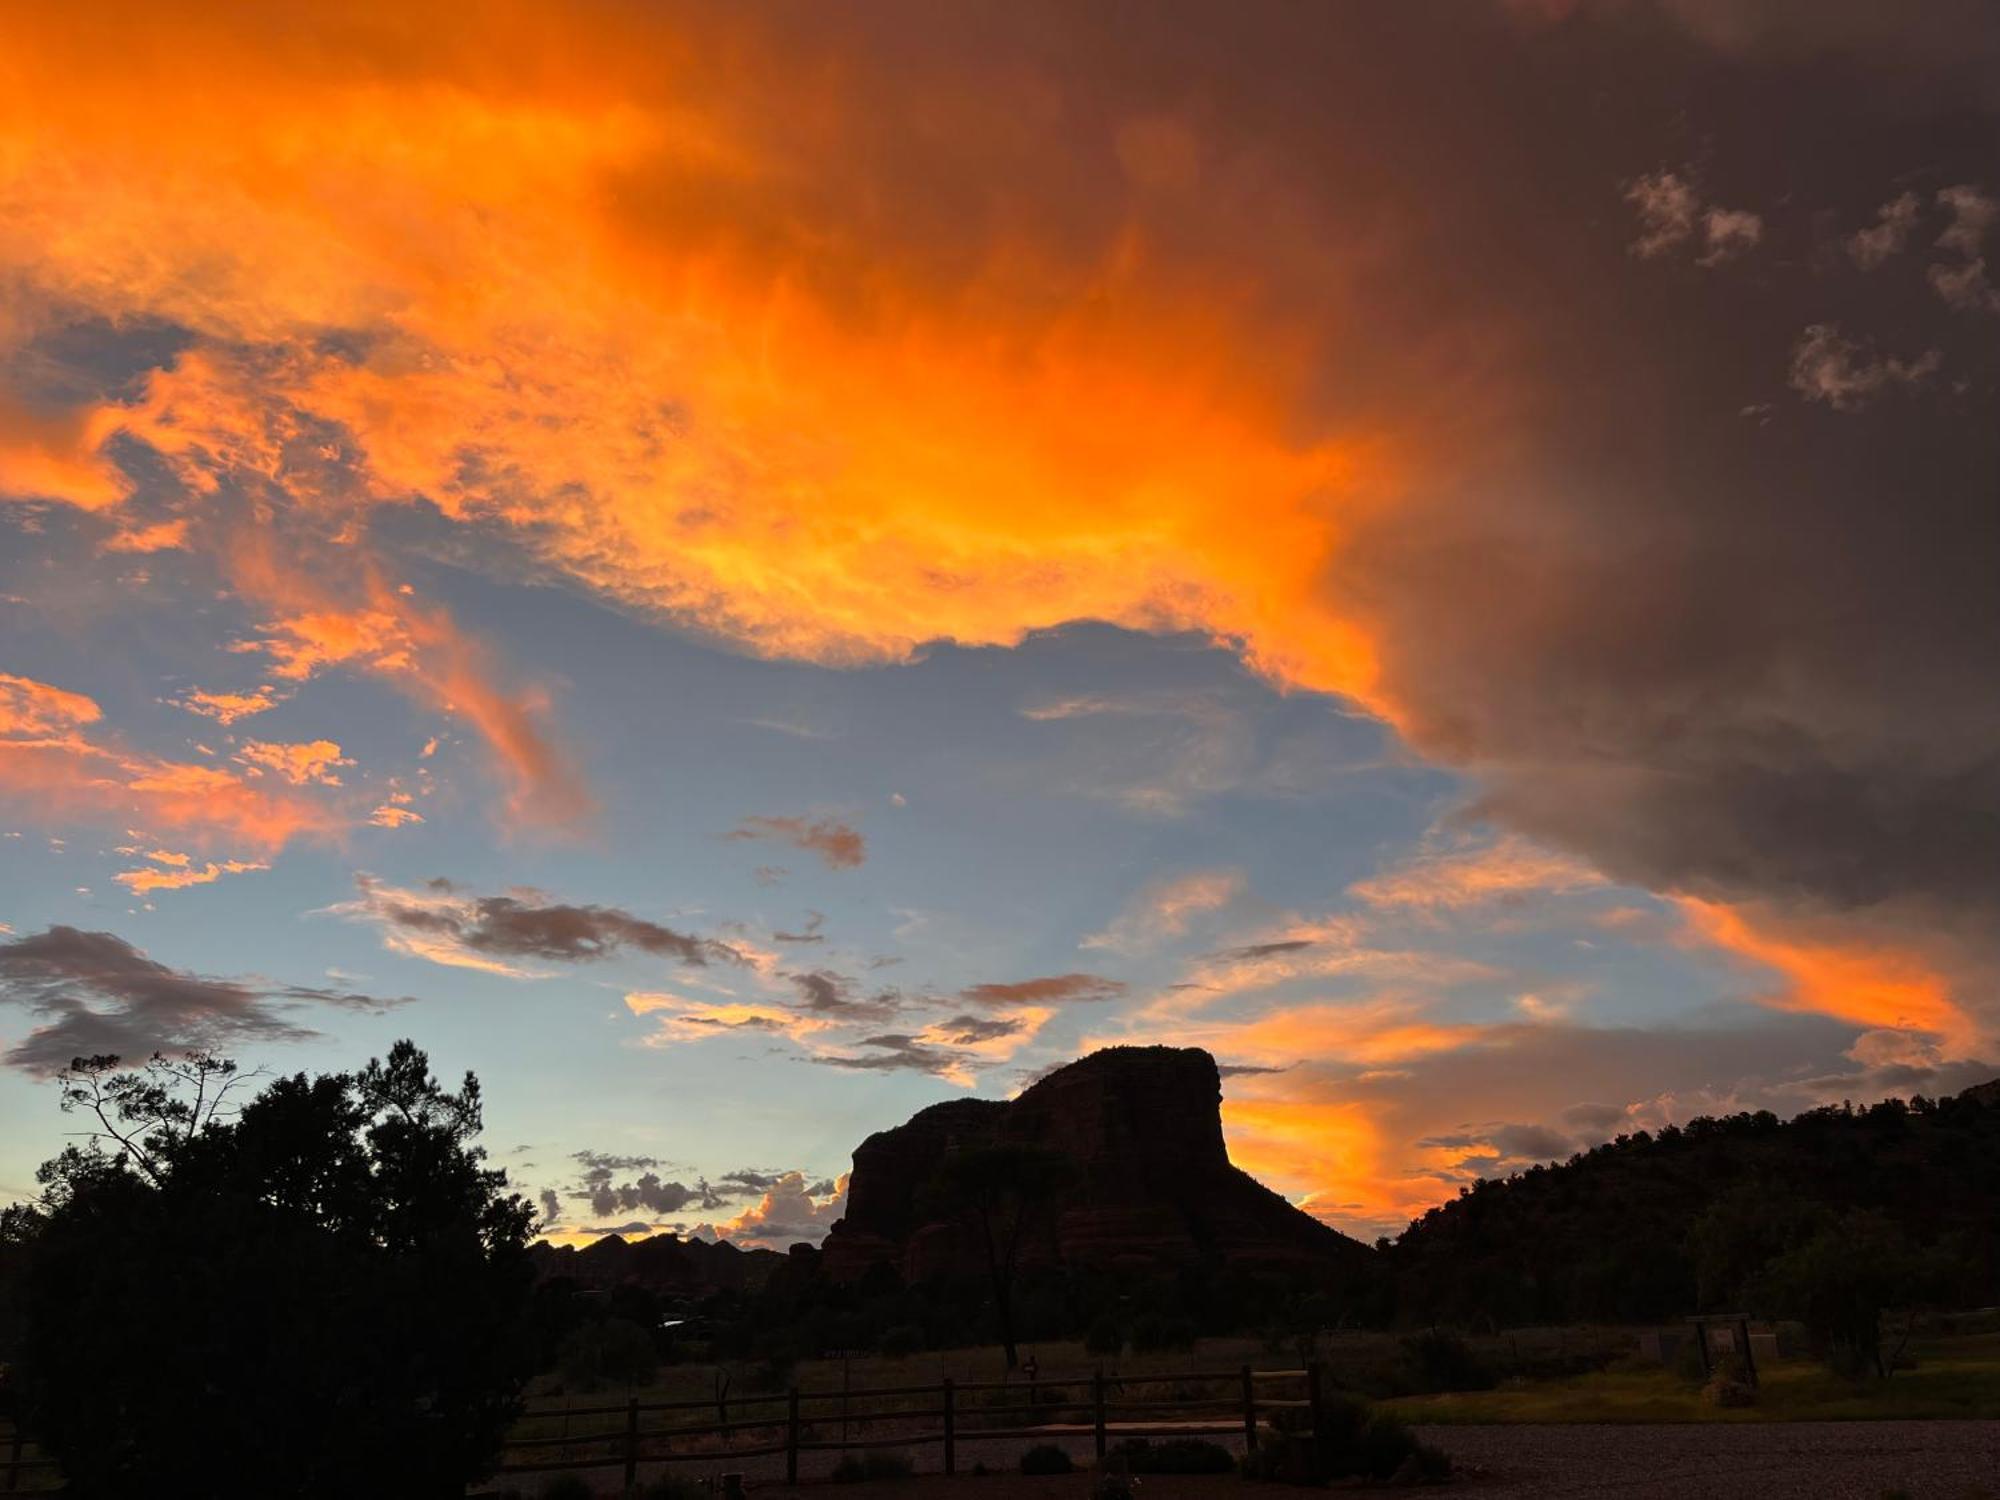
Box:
[819,1045,1373,1282]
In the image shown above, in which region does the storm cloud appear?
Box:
[0,925,406,1075]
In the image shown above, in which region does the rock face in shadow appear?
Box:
[819,1045,1371,1282]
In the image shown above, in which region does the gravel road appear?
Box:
[487,1420,2000,1498]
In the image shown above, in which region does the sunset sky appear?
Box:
[1,1,1995,1248]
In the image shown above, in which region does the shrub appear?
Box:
[540,1479,595,1500]
[833,1449,916,1482]
[1400,1327,1494,1393]
[1020,1444,1075,1475]
[877,1323,926,1358]
[1092,1475,1136,1500]
[1243,1395,1449,1485]
[1083,1314,1125,1356]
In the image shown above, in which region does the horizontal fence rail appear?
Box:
[496,1363,1321,1486]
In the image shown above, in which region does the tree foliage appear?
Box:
[1390,1089,2000,1328]
[9,1042,535,1498]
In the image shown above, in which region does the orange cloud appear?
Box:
[114,852,267,894]
[0,672,102,738]
[1222,1090,1456,1236]
[0,671,339,851]
[174,686,288,724]
[0,3,1406,729]
[101,517,189,553]
[1351,836,1606,912]
[1680,897,1980,1058]
[237,738,351,786]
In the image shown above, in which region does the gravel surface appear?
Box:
[487,1420,2000,1498]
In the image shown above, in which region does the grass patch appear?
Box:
[1378,1345,2000,1425]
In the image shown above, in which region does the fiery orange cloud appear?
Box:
[1223,1091,1455,1235]
[0,671,340,851]
[0,390,128,510]
[0,3,1411,737]
[1680,897,1980,1058]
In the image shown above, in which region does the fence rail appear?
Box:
[496,1363,1323,1487]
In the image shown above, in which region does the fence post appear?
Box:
[942,1377,956,1476]
[1092,1369,1107,1460]
[1306,1360,1324,1468]
[786,1387,800,1486]
[1240,1365,1257,1453]
[623,1396,640,1495]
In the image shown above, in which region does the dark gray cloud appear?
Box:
[352,876,743,967]
[1208,939,1315,963]
[930,1014,1024,1045]
[815,1033,965,1076]
[0,925,406,1075]
[773,911,827,944]
[726,814,865,869]
[1298,6,1999,982]
[787,969,900,1021]
[959,973,1127,1008]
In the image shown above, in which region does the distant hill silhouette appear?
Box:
[529,1226,785,1294]
[1389,1079,2000,1326]
[820,1045,1372,1281]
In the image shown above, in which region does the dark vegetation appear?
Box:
[1390,1087,2000,1338]
[0,1044,534,1498]
[1019,1443,1074,1474]
[1241,1396,1450,1485]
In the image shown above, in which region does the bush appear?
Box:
[1244,1395,1450,1485]
[539,1479,595,1500]
[1108,1437,1233,1474]
[1401,1327,1494,1393]
[877,1323,926,1358]
[833,1449,916,1482]
[1020,1444,1075,1475]
[1093,1475,1136,1500]
[1083,1314,1125,1356]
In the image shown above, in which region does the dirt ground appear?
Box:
[494,1420,2000,1499]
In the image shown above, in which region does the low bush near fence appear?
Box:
[833,1449,917,1483]
[1020,1443,1075,1474]
[1242,1395,1451,1486]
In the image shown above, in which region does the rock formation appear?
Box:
[819,1045,1371,1281]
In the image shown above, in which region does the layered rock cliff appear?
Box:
[819,1045,1371,1281]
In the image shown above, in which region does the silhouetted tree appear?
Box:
[925,1144,1074,1369]
[1752,1211,1943,1379]
[10,1042,535,1498]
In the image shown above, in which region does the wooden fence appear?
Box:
[494,1363,1324,1489]
[0,1364,1328,1493]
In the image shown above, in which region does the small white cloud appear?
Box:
[1848,191,1920,270]
[1788,323,1941,410]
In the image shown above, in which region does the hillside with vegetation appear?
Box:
[1389,1081,2000,1332]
